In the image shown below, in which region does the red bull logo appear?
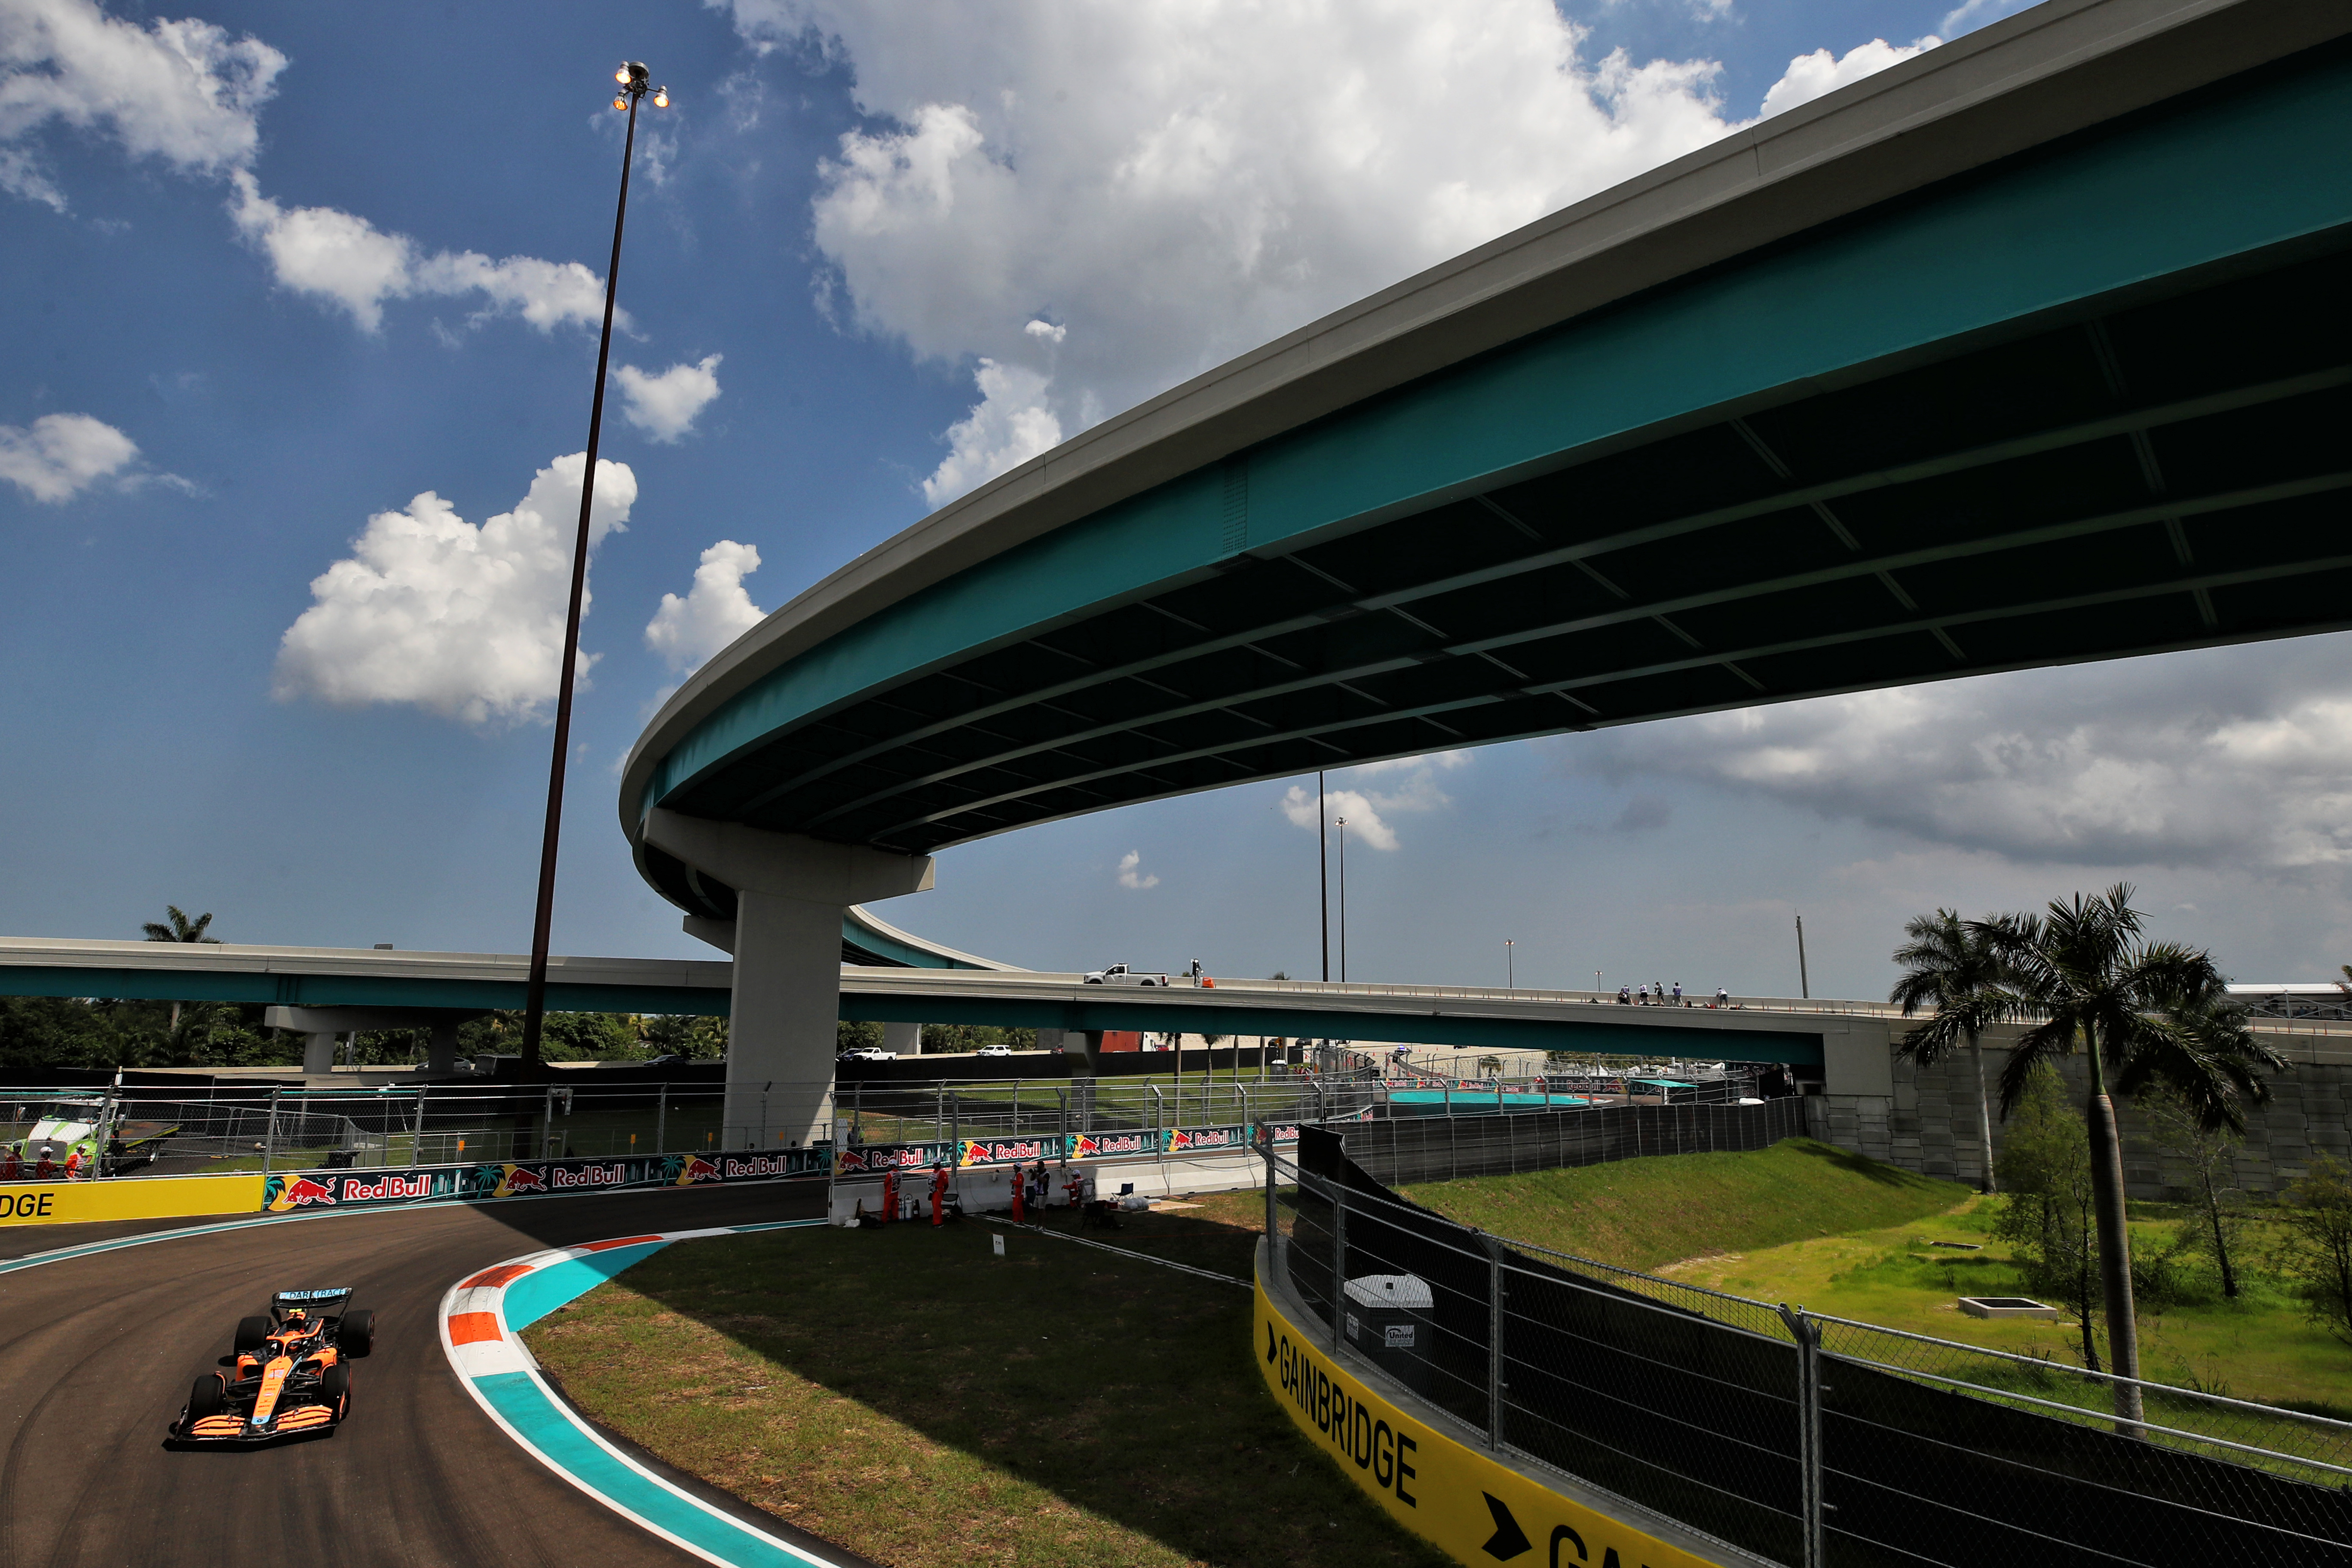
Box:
[271,1175,339,1210]
[549,1162,628,1188]
[961,1138,1048,1166]
[498,1164,548,1196]
[677,1155,723,1185]
[720,1155,793,1178]
[1167,1126,1242,1153]
[342,1172,432,1202]
[1067,1130,1151,1160]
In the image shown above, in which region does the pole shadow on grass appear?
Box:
[525,1206,1452,1568]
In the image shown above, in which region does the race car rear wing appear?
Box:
[271,1287,353,1317]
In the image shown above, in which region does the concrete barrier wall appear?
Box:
[1254,1242,1738,1568]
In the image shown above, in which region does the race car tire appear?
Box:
[233,1315,270,1353]
[320,1362,350,1411]
[339,1309,374,1358]
[187,1373,226,1421]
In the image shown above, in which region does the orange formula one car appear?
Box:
[173,1288,374,1444]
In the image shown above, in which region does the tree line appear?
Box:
[1890,884,2352,1415]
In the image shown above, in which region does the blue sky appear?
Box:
[13,0,2349,1002]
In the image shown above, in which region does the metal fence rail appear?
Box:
[1271,1131,2352,1568]
[0,1082,811,1178]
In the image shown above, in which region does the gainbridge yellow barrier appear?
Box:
[1255,1264,1731,1568]
[0,1174,266,1228]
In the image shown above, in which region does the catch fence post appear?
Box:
[949,1091,961,1163]
[1331,1180,1348,1352]
[655,1083,668,1158]
[410,1086,429,1170]
[1776,1305,1826,1568]
[1264,1139,1278,1243]
[1056,1089,1067,1160]
[1486,1233,1507,1450]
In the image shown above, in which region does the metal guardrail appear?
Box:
[1268,1148,2352,1568]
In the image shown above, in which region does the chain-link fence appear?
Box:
[1271,1128,2352,1568]
[1338,1096,1806,1185]
[0,1081,817,1179]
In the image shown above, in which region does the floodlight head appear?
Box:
[651,89,669,109]
[612,95,627,110]
[623,61,649,85]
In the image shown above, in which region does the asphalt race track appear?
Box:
[0,1182,832,1568]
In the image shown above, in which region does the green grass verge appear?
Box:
[1402,1137,1974,1272]
[1673,1199,2352,1414]
[523,1202,1446,1568]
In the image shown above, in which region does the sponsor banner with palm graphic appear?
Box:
[259,1147,829,1213]
[834,1140,956,1175]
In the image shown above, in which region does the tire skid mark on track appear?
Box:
[0,1182,832,1567]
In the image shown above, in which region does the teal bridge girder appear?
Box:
[623,5,2352,925]
[0,941,1829,1064]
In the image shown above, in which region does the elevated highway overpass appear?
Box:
[0,935,1852,1075]
[609,0,2352,1143]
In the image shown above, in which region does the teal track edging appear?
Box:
[471,1370,820,1568]
[441,1217,844,1568]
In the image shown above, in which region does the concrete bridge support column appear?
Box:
[647,808,934,1152]
[302,1032,340,1074]
[883,1021,922,1057]
[427,1021,461,1075]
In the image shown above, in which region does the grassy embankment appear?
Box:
[1404,1136,1973,1271]
[1666,1199,2352,1414]
[1406,1138,2349,1414]
[524,1200,1447,1568]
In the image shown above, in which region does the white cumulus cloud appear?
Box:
[273,450,637,727]
[1758,37,1939,120]
[922,358,1062,508]
[1116,850,1159,889]
[645,539,766,673]
[1278,753,1467,851]
[0,410,138,501]
[719,0,1752,505]
[228,172,609,335]
[0,4,617,340]
[724,1,1946,510]
[1563,639,2352,873]
[616,354,724,443]
[0,0,285,208]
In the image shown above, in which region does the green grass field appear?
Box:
[524,1204,1446,1568]
[1403,1137,1975,1271]
[1668,1198,2352,1415]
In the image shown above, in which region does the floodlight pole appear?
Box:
[1317,771,1329,983]
[520,62,665,1068]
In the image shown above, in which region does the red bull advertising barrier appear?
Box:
[959,1136,1060,1167]
[259,1147,830,1213]
[1065,1129,1156,1161]
[834,1141,955,1175]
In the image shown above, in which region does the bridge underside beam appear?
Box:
[0,966,732,1017]
[637,48,2352,880]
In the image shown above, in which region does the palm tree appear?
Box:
[1890,909,2008,1194]
[1976,884,2283,1428]
[141,905,220,1030]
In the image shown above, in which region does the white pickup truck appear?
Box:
[1082,963,1171,986]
